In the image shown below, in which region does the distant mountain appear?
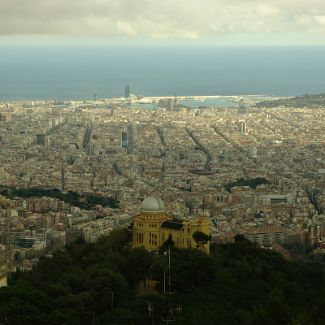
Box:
[256,93,325,108]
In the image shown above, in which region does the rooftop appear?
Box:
[161,220,183,230]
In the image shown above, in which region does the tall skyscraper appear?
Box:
[120,125,133,153]
[127,123,133,154]
[174,93,178,106]
[36,134,45,146]
[238,98,246,113]
[125,84,131,98]
[121,131,128,149]
[239,121,247,134]
[167,98,174,110]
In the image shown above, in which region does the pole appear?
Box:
[163,270,166,294]
[168,245,171,294]
[162,245,179,324]
[6,210,12,270]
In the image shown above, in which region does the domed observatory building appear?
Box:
[133,196,210,254]
[133,196,170,250]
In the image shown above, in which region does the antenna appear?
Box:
[168,245,171,294]
[149,246,182,323]
[5,210,12,271]
[162,245,182,324]
[202,196,206,216]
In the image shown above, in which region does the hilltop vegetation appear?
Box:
[256,93,325,108]
[1,230,325,324]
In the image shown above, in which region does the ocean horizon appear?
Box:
[0,46,325,101]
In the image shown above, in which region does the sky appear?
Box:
[1,0,325,46]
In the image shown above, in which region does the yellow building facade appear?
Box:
[133,196,210,254]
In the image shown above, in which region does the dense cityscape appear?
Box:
[1,89,325,289]
[3,0,325,323]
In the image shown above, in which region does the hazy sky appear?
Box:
[1,0,325,45]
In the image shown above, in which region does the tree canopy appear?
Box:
[224,177,270,192]
[1,230,325,324]
[0,186,119,210]
[192,231,210,249]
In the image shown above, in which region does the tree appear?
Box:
[192,231,210,250]
[160,234,175,253]
[96,228,131,252]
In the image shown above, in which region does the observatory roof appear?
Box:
[161,220,183,230]
[141,196,165,214]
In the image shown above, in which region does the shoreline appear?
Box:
[0,94,289,104]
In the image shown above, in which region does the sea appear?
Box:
[0,46,325,101]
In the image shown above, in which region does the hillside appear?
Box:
[256,93,325,108]
[1,230,325,325]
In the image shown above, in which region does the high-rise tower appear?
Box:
[36,134,45,146]
[125,84,131,99]
[121,131,128,149]
[127,123,133,154]
[167,98,174,110]
[238,98,246,113]
[239,121,247,134]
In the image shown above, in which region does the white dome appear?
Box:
[141,196,165,213]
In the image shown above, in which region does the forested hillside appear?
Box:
[1,230,325,325]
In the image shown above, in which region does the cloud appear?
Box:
[0,0,325,41]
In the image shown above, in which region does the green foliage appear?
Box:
[0,186,119,209]
[1,232,325,324]
[160,234,175,253]
[224,177,270,192]
[192,231,211,249]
